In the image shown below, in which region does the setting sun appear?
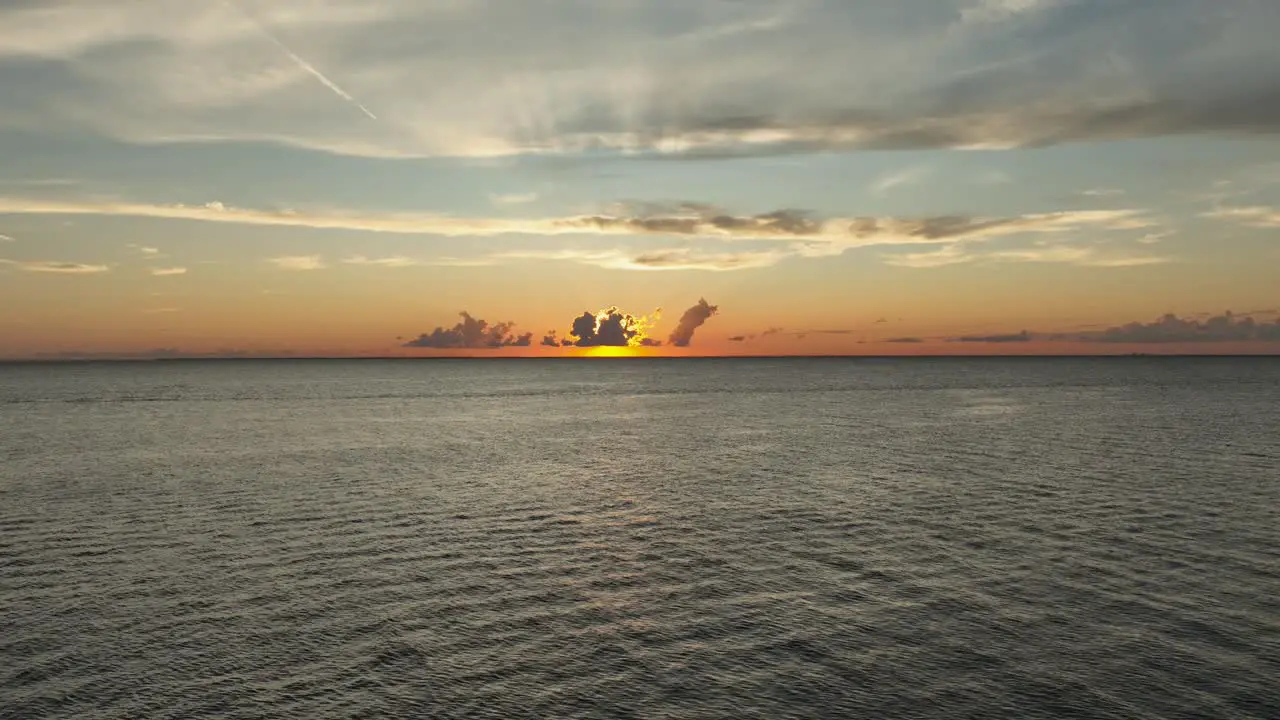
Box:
[584,345,637,358]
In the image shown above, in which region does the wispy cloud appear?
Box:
[975,171,1012,186]
[0,233,13,242]
[489,192,539,206]
[0,178,80,188]
[0,194,1164,272]
[150,266,187,276]
[143,307,182,314]
[884,245,973,268]
[988,244,1170,267]
[1082,256,1171,268]
[0,198,1153,249]
[958,0,1061,26]
[0,259,110,274]
[342,255,422,267]
[870,166,931,197]
[885,235,1169,268]
[498,246,788,272]
[268,255,325,270]
[1203,206,1280,228]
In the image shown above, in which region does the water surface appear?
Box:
[2,358,1278,718]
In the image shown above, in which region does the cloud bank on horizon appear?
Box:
[873,311,1280,346]
[0,0,1276,159]
[404,300,717,350]
[402,312,534,349]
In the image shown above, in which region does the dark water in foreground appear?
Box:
[2,358,1278,719]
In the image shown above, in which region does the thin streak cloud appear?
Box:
[342,255,423,267]
[870,166,931,197]
[498,247,788,272]
[959,0,1060,26]
[219,0,377,121]
[1203,206,1280,228]
[887,241,1169,269]
[268,255,325,270]
[489,192,539,206]
[0,259,110,274]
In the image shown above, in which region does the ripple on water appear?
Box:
[2,358,1279,719]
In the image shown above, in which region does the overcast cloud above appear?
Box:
[2,0,1277,159]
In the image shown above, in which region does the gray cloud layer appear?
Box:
[1,1,1274,158]
[950,331,1033,343]
[928,311,1280,345]
[1074,312,1280,343]
[0,196,1163,273]
[0,258,110,274]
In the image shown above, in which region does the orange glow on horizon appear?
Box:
[584,345,636,358]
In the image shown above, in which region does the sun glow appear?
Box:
[584,345,636,357]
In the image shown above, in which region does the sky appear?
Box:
[1,0,1278,358]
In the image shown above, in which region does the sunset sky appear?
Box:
[1,0,1278,358]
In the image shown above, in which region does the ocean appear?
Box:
[2,358,1277,719]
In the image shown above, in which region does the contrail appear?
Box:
[221,0,377,120]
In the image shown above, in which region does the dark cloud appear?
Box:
[560,207,822,238]
[886,337,924,344]
[727,326,851,343]
[1073,312,1280,343]
[537,206,1144,254]
[1240,308,1280,318]
[780,328,852,338]
[596,85,1280,160]
[846,214,1089,241]
[568,307,649,347]
[936,311,1280,346]
[540,330,572,347]
[404,301,713,351]
[668,298,719,347]
[403,312,532,348]
[950,331,1033,343]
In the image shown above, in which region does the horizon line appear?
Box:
[3,353,1279,364]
